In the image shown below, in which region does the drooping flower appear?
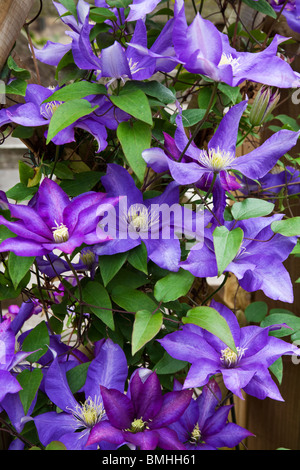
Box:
[180,214,297,303]
[36,248,99,279]
[170,378,253,450]
[173,0,300,88]
[86,369,193,450]
[33,0,91,66]
[159,300,300,401]
[142,100,300,223]
[0,83,128,151]
[0,177,118,257]
[34,339,128,450]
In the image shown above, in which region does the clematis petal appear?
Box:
[86,420,125,448]
[150,389,193,429]
[35,177,70,229]
[231,129,300,180]
[100,385,134,430]
[129,371,163,422]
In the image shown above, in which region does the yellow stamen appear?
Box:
[52,221,69,243]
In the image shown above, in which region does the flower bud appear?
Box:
[249,86,280,127]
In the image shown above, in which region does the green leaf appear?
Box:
[99,252,128,286]
[59,171,102,197]
[111,288,157,313]
[66,361,90,394]
[89,6,117,22]
[182,306,237,353]
[170,109,206,127]
[117,120,151,182]
[43,81,106,103]
[59,0,77,18]
[22,321,50,363]
[231,198,274,220]
[110,89,153,126]
[213,226,244,276]
[82,280,114,330]
[8,253,35,290]
[0,226,17,243]
[45,441,67,451]
[271,217,300,237]
[19,161,34,186]
[154,269,194,303]
[218,83,241,104]
[6,183,38,202]
[7,56,31,80]
[260,313,300,338]
[17,369,43,415]
[132,309,163,355]
[154,351,188,375]
[106,0,131,7]
[245,301,268,323]
[241,0,277,18]
[5,79,27,96]
[124,80,176,105]
[269,357,283,384]
[46,99,99,144]
[197,86,217,110]
[127,242,148,274]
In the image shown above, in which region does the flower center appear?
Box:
[199,147,235,171]
[40,101,64,120]
[128,418,147,433]
[80,249,96,268]
[219,53,241,74]
[128,58,145,76]
[52,221,69,243]
[189,423,202,444]
[69,396,105,430]
[220,346,246,367]
[127,204,150,233]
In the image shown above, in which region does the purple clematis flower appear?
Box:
[3,299,41,336]
[269,0,300,34]
[0,177,118,257]
[173,0,300,88]
[0,83,127,151]
[0,318,35,403]
[70,15,177,82]
[93,163,194,272]
[180,214,297,303]
[159,300,300,401]
[142,101,300,223]
[170,378,253,449]
[86,369,193,450]
[33,0,90,66]
[34,338,128,450]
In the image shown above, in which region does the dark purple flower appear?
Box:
[170,378,253,449]
[0,177,118,257]
[159,300,300,401]
[36,248,99,279]
[180,214,297,303]
[86,369,193,450]
[34,339,128,450]
[93,163,188,272]
[142,101,300,223]
[173,0,300,88]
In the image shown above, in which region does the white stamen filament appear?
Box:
[220,346,247,367]
[52,221,69,243]
[199,147,235,171]
[68,396,105,430]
